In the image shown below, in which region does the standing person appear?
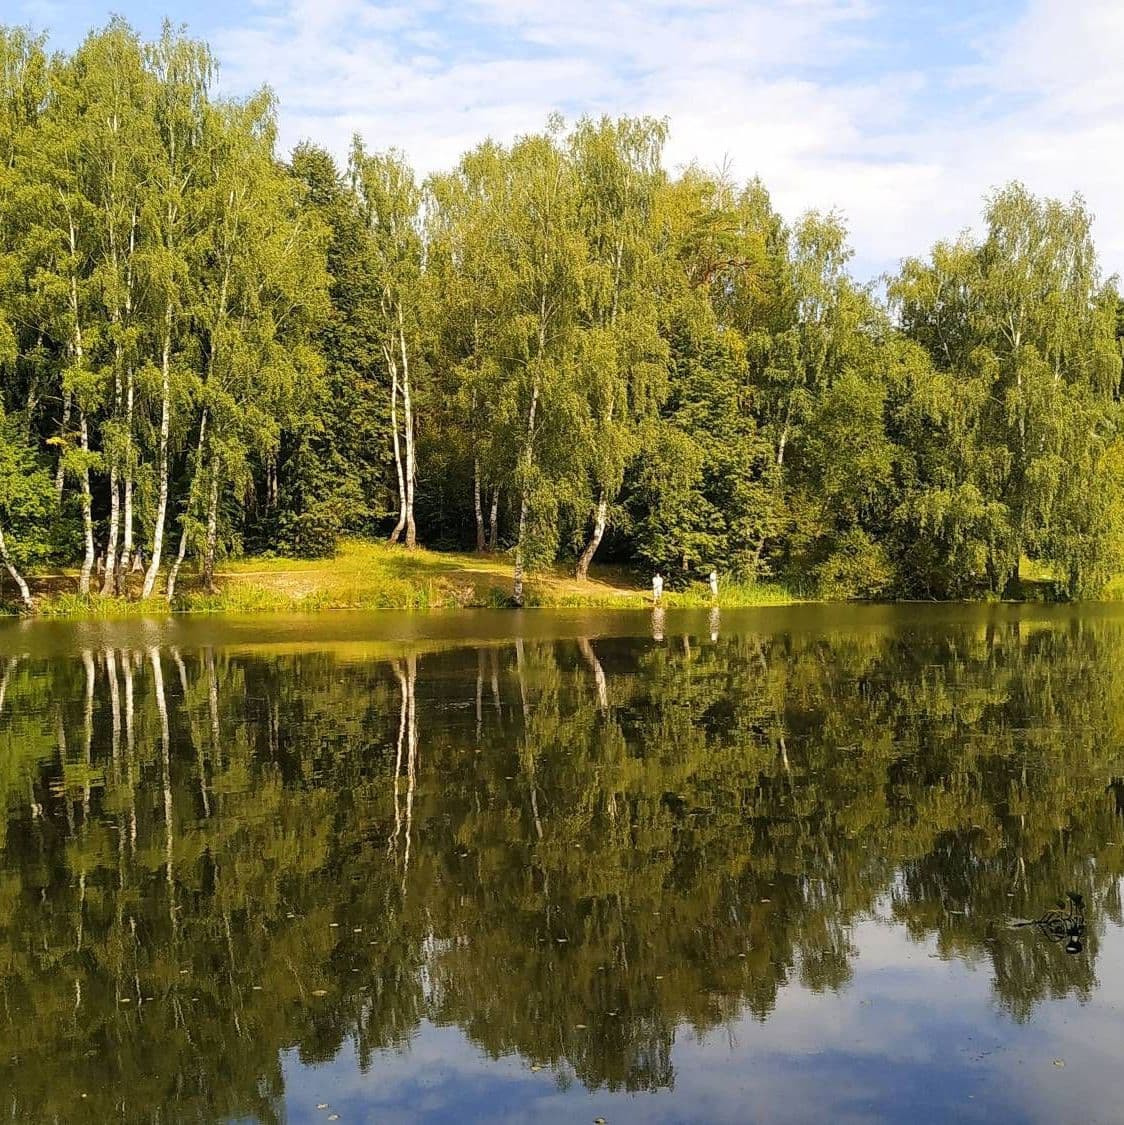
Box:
[652,571,663,605]
[708,569,719,601]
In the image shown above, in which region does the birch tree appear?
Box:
[569,116,669,579]
[69,22,152,594]
[142,24,213,598]
[427,141,514,553]
[33,53,101,593]
[497,127,589,604]
[170,95,328,594]
[349,142,425,548]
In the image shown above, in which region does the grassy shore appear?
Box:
[18,539,800,617]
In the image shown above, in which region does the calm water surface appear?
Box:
[2,605,1124,1123]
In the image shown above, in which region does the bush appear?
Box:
[814,529,893,600]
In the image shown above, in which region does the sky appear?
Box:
[11,0,1124,280]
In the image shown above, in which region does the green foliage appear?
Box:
[1,18,1122,605]
[629,324,775,578]
[0,406,54,570]
[889,184,1123,598]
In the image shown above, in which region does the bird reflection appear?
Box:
[1012,892,1086,954]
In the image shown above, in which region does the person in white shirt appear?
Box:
[708,569,718,601]
[652,572,663,604]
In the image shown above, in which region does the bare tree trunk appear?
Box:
[398,315,417,549]
[117,207,138,589]
[77,410,95,596]
[101,463,120,596]
[575,492,608,581]
[142,309,173,598]
[473,457,486,552]
[512,380,540,608]
[387,352,407,544]
[203,465,219,592]
[166,409,208,603]
[488,487,499,551]
[0,523,32,609]
[167,526,189,603]
[119,366,136,586]
[102,334,124,594]
[513,498,529,605]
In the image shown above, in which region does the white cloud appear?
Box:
[209,0,1124,281]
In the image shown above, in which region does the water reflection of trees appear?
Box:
[0,617,1122,1119]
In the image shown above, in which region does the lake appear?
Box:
[1,604,1122,1123]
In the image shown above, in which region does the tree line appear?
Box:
[2,19,1123,608]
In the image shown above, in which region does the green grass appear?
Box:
[530,578,798,609]
[18,539,803,617]
[207,539,802,612]
[33,593,174,619]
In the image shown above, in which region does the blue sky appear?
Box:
[12,1,1121,280]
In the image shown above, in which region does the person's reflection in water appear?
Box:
[651,606,665,642]
[709,606,720,642]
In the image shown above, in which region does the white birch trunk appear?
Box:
[488,486,499,551]
[166,408,208,602]
[101,463,120,596]
[512,379,540,607]
[77,410,94,596]
[387,350,407,544]
[203,465,219,592]
[0,523,32,609]
[142,306,173,598]
[474,457,486,552]
[575,493,608,580]
[398,311,417,548]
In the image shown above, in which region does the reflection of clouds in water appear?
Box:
[7,613,1124,1121]
[282,916,1124,1123]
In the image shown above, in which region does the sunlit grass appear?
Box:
[193,539,803,612]
[19,539,802,617]
[34,593,173,619]
[213,538,638,611]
